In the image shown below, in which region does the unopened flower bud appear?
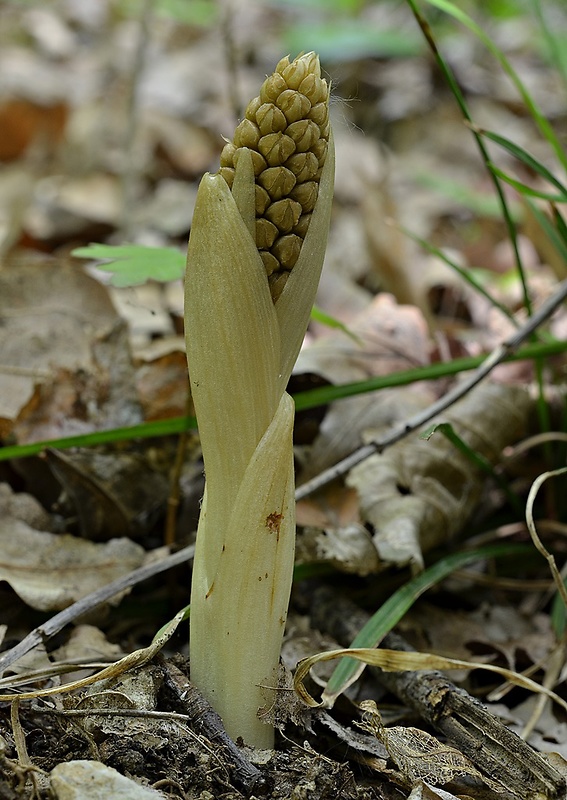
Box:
[293,213,312,238]
[276,90,311,124]
[258,132,296,166]
[286,120,320,152]
[260,72,287,104]
[285,152,319,182]
[272,234,302,269]
[217,51,331,302]
[256,103,288,135]
[265,198,302,234]
[258,167,297,200]
[234,119,261,149]
[256,218,279,249]
[290,181,318,213]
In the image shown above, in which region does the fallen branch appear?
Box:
[297,277,567,500]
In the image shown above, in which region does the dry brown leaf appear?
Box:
[0,256,141,441]
[0,516,144,611]
[46,447,171,541]
[135,346,190,421]
[359,700,504,793]
[297,293,435,483]
[0,98,67,161]
[347,382,531,568]
[401,603,556,677]
[297,523,380,576]
[52,624,125,664]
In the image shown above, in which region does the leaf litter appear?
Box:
[0,0,567,798]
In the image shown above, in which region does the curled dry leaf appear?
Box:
[358,700,504,794]
[347,382,531,569]
[0,511,144,611]
[0,256,141,443]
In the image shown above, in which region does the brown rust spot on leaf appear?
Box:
[266,511,284,542]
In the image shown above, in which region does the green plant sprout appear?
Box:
[184,52,334,748]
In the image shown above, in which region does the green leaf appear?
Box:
[1,339,565,463]
[422,0,567,173]
[311,305,362,343]
[489,166,567,203]
[72,244,185,287]
[322,543,533,705]
[524,198,567,265]
[478,128,567,197]
[397,223,517,324]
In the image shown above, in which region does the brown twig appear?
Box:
[310,585,566,800]
[0,545,194,676]
[297,278,567,500]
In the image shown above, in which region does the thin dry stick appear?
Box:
[297,278,567,500]
[526,467,567,608]
[0,545,194,676]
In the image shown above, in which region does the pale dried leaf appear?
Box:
[347,382,531,568]
[296,524,380,576]
[0,257,141,441]
[50,760,166,800]
[297,293,434,482]
[0,517,144,611]
[359,701,503,793]
[0,482,52,530]
[52,625,125,664]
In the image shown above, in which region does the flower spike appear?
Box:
[185,52,333,748]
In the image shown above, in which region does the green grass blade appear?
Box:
[404,0,531,315]
[476,128,567,197]
[423,0,567,173]
[293,338,567,411]
[322,543,533,704]
[311,305,362,343]
[552,203,567,248]
[489,167,567,203]
[398,223,518,324]
[524,198,567,265]
[1,340,565,462]
[0,416,196,461]
[531,0,567,95]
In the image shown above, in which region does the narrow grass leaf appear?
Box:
[405,0,530,313]
[1,341,566,463]
[553,203,567,249]
[322,543,531,706]
[524,198,567,265]
[531,0,567,94]
[490,166,567,204]
[311,305,362,343]
[397,222,517,324]
[477,128,567,196]
[423,0,567,172]
[299,636,567,713]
